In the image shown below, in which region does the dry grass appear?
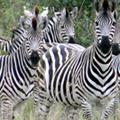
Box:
[14,97,120,120]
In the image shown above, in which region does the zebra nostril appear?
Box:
[102,36,109,41]
[69,36,76,43]
[99,36,111,53]
[30,51,40,66]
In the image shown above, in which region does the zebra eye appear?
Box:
[61,25,64,29]
[95,21,99,26]
[112,22,116,26]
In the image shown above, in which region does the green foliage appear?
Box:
[0,50,8,55]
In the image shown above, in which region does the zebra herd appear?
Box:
[0,0,120,120]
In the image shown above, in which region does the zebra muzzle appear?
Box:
[30,50,40,66]
[98,36,111,53]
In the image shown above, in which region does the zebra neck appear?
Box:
[91,45,112,73]
[44,17,61,43]
[12,45,35,71]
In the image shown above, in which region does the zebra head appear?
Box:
[24,16,47,67]
[54,7,78,43]
[22,6,49,31]
[94,0,116,53]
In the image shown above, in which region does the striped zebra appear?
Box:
[36,0,118,119]
[0,16,47,120]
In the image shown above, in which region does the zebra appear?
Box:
[0,16,48,120]
[36,0,118,119]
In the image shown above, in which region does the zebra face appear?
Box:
[21,6,48,31]
[94,0,116,53]
[30,50,40,66]
[25,17,45,67]
[55,7,78,43]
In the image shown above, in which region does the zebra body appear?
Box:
[38,40,118,120]
[0,45,35,104]
[112,54,120,89]
[39,43,118,102]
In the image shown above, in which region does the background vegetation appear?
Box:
[0,0,120,119]
[0,0,120,47]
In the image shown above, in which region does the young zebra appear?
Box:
[0,16,47,120]
[36,0,118,119]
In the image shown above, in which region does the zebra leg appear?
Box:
[33,83,53,120]
[61,106,80,120]
[38,98,53,120]
[81,100,92,120]
[100,97,118,120]
[1,100,14,120]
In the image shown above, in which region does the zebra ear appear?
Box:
[102,0,110,12]
[19,16,25,28]
[70,7,78,19]
[40,7,49,17]
[54,11,61,21]
[41,17,48,30]
[24,9,33,17]
[111,0,116,12]
[60,8,67,20]
[34,5,40,17]
[60,8,70,21]
[32,17,37,31]
[40,8,49,29]
[94,0,100,12]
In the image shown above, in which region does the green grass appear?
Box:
[14,98,120,120]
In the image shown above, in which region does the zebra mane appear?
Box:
[111,0,116,12]
[34,5,39,17]
[102,0,110,13]
[102,0,116,13]
[94,0,99,12]
[65,8,69,19]
[32,17,37,31]
[95,0,116,13]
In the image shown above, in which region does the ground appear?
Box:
[15,97,120,120]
